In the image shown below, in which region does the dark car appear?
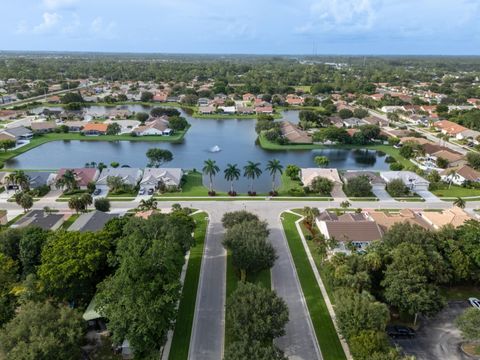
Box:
[147,188,154,195]
[93,188,101,196]
[386,325,416,339]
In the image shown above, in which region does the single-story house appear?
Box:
[68,210,119,232]
[23,171,56,189]
[280,121,312,144]
[96,168,143,186]
[365,209,431,231]
[301,168,342,188]
[133,118,172,136]
[12,210,65,230]
[0,126,33,142]
[342,171,385,190]
[434,120,468,138]
[242,93,255,102]
[342,117,363,128]
[218,106,236,114]
[285,94,304,106]
[380,171,430,191]
[140,168,183,189]
[316,210,383,253]
[237,106,255,114]
[63,121,85,132]
[418,207,472,230]
[363,116,388,127]
[56,168,100,189]
[82,123,108,136]
[197,98,210,106]
[198,105,215,114]
[421,144,465,167]
[31,121,57,133]
[441,165,480,185]
[255,106,273,114]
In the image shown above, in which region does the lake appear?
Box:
[6,106,390,192]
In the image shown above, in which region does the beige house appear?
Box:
[418,207,472,230]
[365,209,431,232]
[301,168,345,197]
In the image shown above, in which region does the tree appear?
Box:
[223,220,276,281]
[436,156,449,169]
[222,211,260,229]
[344,175,373,197]
[386,179,409,197]
[0,301,84,360]
[224,340,287,360]
[309,176,334,195]
[353,108,369,119]
[340,200,351,213]
[0,253,18,326]
[7,170,30,191]
[106,122,121,135]
[15,192,33,212]
[106,175,125,193]
[67,193,91,213]
[349,330,392,360]
[135,112,149,122]
[467,152,480,170]
[314,156,329,168]
[168,116,189,131]
[224,163,241,194]
[146,148,173,168]
[266,159,283,193]
[203,159,220,193]
[227,282,288,342]
[399,144,416,159]
[138,198,158,211]
[0,139,15,152]
[244,161,262,194]
[61,92,84,104]
[285,164,300,180]
[94,197,111,212]
[18,227,50,276]
[456,307,480,341]
[454,197,466,209]
[140,91,153,102]
[56,169,79,192]
[338,108,354,119]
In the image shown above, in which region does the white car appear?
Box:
[469,297,480,309]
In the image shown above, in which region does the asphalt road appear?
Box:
[393,302,470,360]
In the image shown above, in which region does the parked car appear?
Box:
[469,297,480,309]
[93,188,101,196]
[138,188,146,195]
[386,325,416,339]
[147,188,154,195]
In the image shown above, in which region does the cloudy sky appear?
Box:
[1,0,479,54]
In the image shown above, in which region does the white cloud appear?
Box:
[33,12,62,33]
[43,0,78,10]
[90,17,117,39]
[310,0,377,31]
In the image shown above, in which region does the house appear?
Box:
[63,121,85,132]
[237,106,255,114]
[369,93,384,101]
[140,168,183,189]
[133,118,172,136]
[421,144,465,167]
[279,121,312,144]
[458,129,480,143]
[12,210,65,230]
[242,93,255,102]
[56,168,100,189]
[153,92,168,102]
[315,210,383,253]
[285,94,304,106]
[198,105,215,114]
[68,211,119,232]
[363,116,388,127]
[365,209,431,231]
[218,106,236,114]
[0,126,33,142]
[467,98,480,106]
[0,210,7,225]
[255,106,273,114]
[441,165,480,185]
[97,168,143,186]
[31,121,57,133]
[301,168,344,196]
[342,117,363,128]
[82,123,108,136]
[24,171,56,189]
[380,171,430,191]
[434,120,468,137]
[48,95,61,103]
[418,207,472,230]
[197,98,210,106]
[0,132,16,142]
[342,171,385,191]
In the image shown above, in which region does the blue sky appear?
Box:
[1,0,479,55]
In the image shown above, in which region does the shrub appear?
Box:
[386,179,409,197]
[94,198,111,212]
[389,163,404,171]
[344,176,373,197]
[288,187,305,196]
[384,156,397,163]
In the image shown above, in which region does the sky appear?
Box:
[1,0,479,55]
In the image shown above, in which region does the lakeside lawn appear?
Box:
[168,212,208,360]
[281,212,346,360]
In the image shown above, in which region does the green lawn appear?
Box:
[224,251,271,348]
[168,212,208,360]
[159,171,228,197]
[60,214,80,230]
[440,285,480,301]
[281,212,346,360]
[432,185,480,198]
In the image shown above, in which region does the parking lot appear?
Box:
[393,302,470,360]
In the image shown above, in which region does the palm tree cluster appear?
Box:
[202,159,283,196]
[55,169,79,193]
[67,193,93,213]
[4,170,30,192]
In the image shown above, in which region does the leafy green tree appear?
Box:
[313,127,350,144]
[467,152,480,170]
[436,156,449,169]
[223,220,276,281]
[339,108,354,119]
[344,175,373,197]
[386,179,409,197]
[56,169,79,192]
[340,200,351,213]
[314,156,329,168]
[106,122,121,135]
[334,288,390,340]
[349,330,393,360]
[456,307,480,341]
[353,108,369,119]
[15,192,33,212]
[0,228,22,260]
[224,163,241,194]
[203,159,220,193]
[38,231,112,303]
[138,198,158,211]
[222,211,260,229]
[68,193,92,213]
[285,164,300,179]
[135,112,149,122]
[19,227,50,276]
[227,282,288,342]
[0,139,15,152]
[94,197,111,212]
[140,91,153,102]
[399,144,416,159]
[244,161,262,194]
[0,301,84,360]
[0,253,18,325]
[224,340,287,360]
[309,176,334,195]
[61,92,84,104]
[266,159,283,193]
[168,116,189,131]
[146,148,173,168]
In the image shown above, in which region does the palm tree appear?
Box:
[243,161,262,194]
[203,159,220,193]
[56,169,79,192]
[138,198,158,211]
[340,200,351,213]
[7,171,30,192]
[453,197,466,209]
[303,206,320,227]
[314,156,329,168]
[224,163,240,195]
[446,169,457,189]
[266,159,283,194]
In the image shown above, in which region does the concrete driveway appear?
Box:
[416,189,442,203]
[393,302,470,360]
[372,187,395,201]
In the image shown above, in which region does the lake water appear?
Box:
[6,106,390,192]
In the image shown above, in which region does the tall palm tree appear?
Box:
[203,159,220,193]
[56,169,79,192]
[266,159,283,194]
[453,197,466,209]
[243,161,262,194]
[11,170,30,191]
[224,163,240,194]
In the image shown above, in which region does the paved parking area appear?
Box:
[393,302,469,360]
